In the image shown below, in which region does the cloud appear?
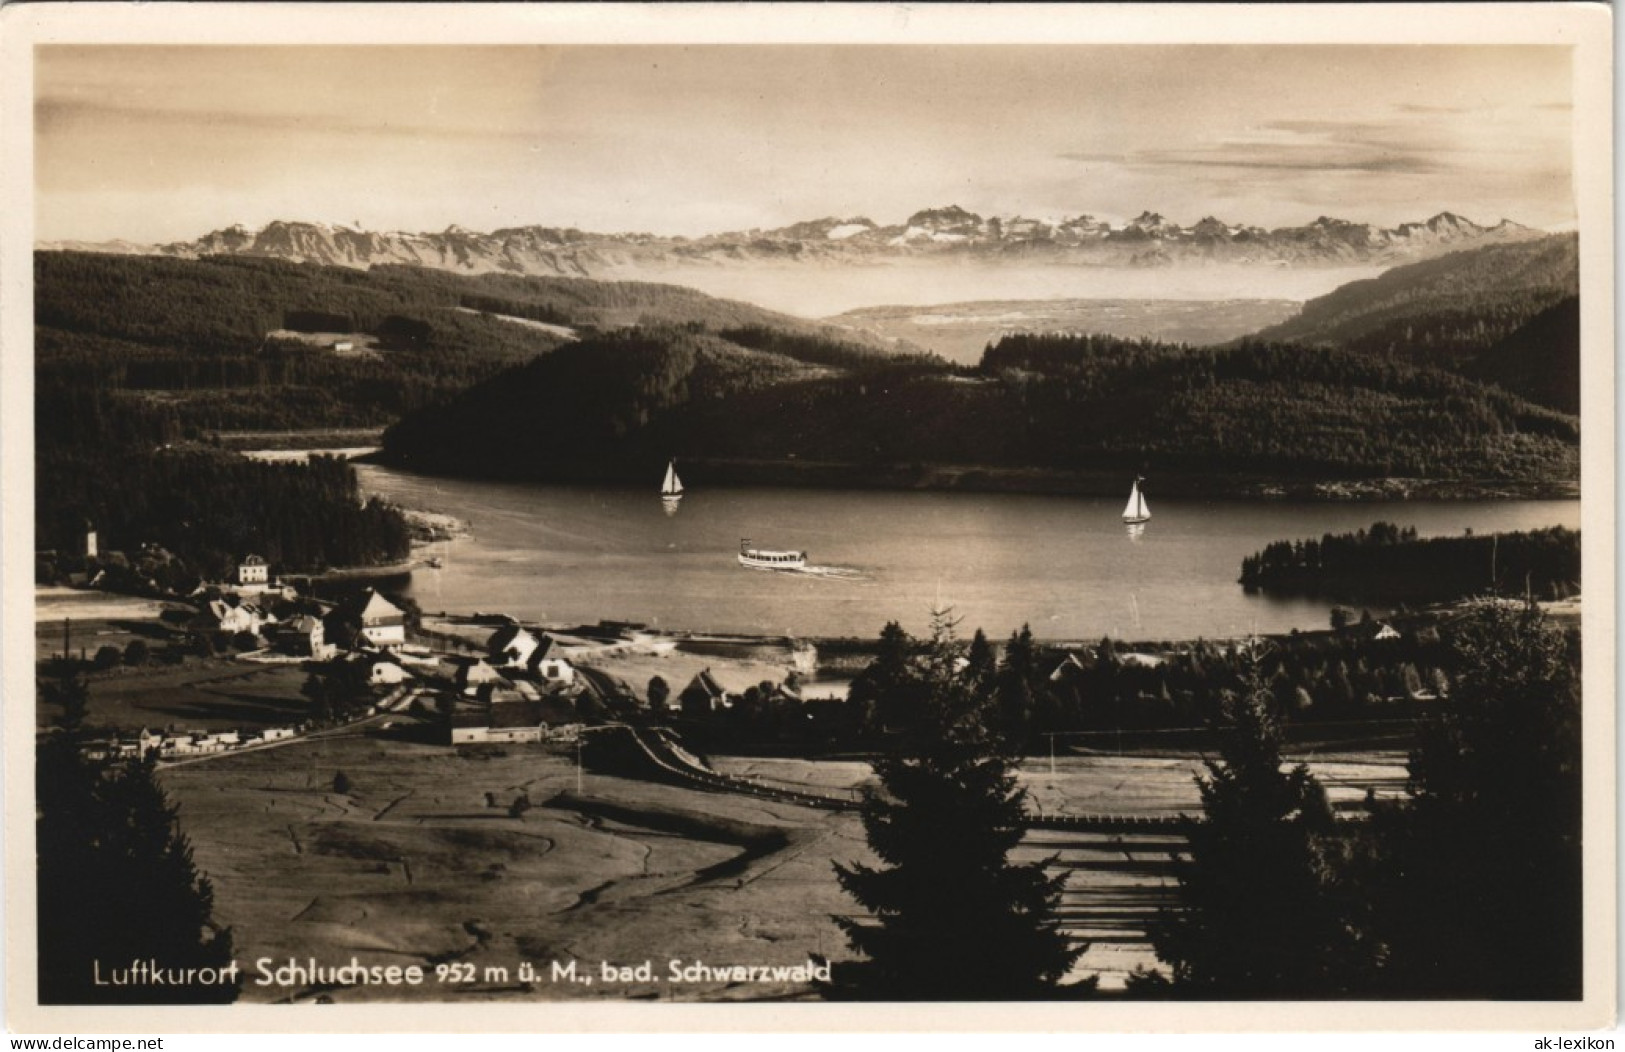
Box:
[1059,143,1448,178]
[35,98,534,146]
[1396,103,1475,114]
[1058,108,1551,180]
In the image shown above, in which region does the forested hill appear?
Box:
[36,252,907,435]
[1462,297,1581,416]
[33,252,933,569]
[1252,234,1576,357]
[381,329,1578,492]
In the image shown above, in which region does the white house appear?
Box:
[528,636,576,686]
[488,625,542,669]
[363,654,410,686]
[192,596,266,636]
[454,658,507,696]
[339,588,408,648]
[237,554,270,587]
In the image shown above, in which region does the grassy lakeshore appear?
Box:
[162,734,869,1003]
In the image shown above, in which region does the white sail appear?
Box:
[661,460,684,496]
[1122,479,1150,523]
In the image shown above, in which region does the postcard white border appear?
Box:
[1,1,1614,1036]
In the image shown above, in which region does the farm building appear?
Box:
[447,696,580,745]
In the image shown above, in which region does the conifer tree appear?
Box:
[36,673,237,1003]
[829,611,1088,1000]
[966,628,997,688]
[847,620,923,736]
[1138,648,1372,996]
[993,623,1039,749]
[1366,601,1581,998]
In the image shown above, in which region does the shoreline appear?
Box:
[362,452,1580,503]
[421,594,1579,662]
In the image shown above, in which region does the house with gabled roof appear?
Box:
[1049,652,1088,682]
[488,624,542,668]
[342,650,411,687]
[679,668,731,717]
[190,594,268,636]
[527,636,576,685]
[276,614,330,658]
[335,588,407,648]
[453,657,507,696]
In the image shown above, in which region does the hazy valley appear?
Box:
[831,296,1302,364]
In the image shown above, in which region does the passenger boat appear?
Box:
[660,459,684,515]
[1122,477,1151,525]
[738,539,807,570]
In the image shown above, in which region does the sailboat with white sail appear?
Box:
[1122,477,1151,526]
[660,459,684,515]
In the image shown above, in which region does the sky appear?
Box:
[34,45,1575,244]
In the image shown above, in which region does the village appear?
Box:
[44,544,839,767]
[43,532,1457,774]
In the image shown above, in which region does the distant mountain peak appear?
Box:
[44,205,1549,280]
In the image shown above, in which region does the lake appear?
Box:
[354,464,1580,642]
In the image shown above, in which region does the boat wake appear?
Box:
[744,563,870,582]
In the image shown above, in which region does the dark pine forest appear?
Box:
[383,329,1578,487]
[1240,522,1581,604]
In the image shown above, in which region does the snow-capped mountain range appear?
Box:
[41,208,1543,278]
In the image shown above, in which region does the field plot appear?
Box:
[163,735,1410,998]
[36,585,174,622]
[41,657,313,733]
[163,735,864,1003]
[266,330,385,358]
[713,751,1410,817]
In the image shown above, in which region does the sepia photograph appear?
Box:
[2,2,1614,1037]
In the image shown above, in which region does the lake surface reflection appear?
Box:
[356,465,1580,642]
